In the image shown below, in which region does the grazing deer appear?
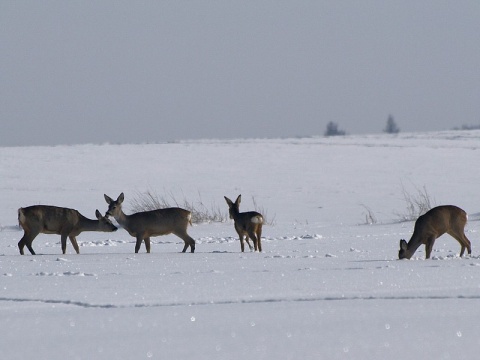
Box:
[104,193,195,253]
[398,205,472,259]
[18,205,117,255]
[224,195,264,252]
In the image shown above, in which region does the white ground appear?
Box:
[1,131,479,359]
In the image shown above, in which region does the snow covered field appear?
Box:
[1,131,479,359]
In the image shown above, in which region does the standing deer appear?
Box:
[398,205,472,259]
[224,195,264,252]
[18,205,117,255]
[104,193,195,253]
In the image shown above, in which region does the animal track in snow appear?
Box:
[81,239,126,247]
[32,271,96,277]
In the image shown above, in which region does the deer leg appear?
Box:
[69,236,80,254]
[25,240,36,255]
[247,230,258,251]
[24,230,39,255]
[425,237,436,259]
[19,229,38,255]
[19,233,36,255]
[238,233,245,252]
[134,236,143,253]
[458,232,471,256]
[61,234,68,254]
[456,235,467,257]
[240,229,253,251]
[18,237,26,255]
[187,235,196,253]
[464,234,472,256]
[448,231,472,257]
[256,225,263,252]
[145,237,151,253]
[248,224,263,252]
[175,231,195,253]
[245,235,254,251]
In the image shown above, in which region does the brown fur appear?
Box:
[18,205,117,255]
[104,193,195,253]
[224,195,264,252]
[398,205,471,259]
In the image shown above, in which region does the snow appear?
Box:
[1,130,479,359]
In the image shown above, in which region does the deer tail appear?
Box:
[18,208,25,228]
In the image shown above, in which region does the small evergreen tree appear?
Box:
[324,122,346,137]
[453,124,480,130]
[384,115,400,134]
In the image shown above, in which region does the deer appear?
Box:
[224,195,264,252]
[398,205,472,260]
[18,205,117,255]
[104,193,195,253]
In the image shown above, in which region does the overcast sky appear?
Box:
[1,1,479,146]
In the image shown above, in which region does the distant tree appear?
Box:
[324,122,346,137]
[453,123,480,131]
[384,115,400,134]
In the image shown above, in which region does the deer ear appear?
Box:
[118,193,125,203]
[236,194,242,205]
[104,194,113,204]
[400,239,408,250]
[95,209,102,219]
[224,196,233,206]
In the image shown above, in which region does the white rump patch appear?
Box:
[251,215,264,224]
[18,209,26,227]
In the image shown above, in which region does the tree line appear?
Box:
[324,115,480,137]
[324,115,399,137]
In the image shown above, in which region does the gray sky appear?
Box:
[1,1,479,146]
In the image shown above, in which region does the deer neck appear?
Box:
[406,236,423,259]
[78,215,100,232]
[231,209,242,222]
[113,209,129,228]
